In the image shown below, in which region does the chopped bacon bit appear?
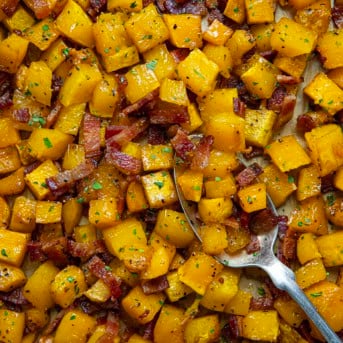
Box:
[249,208,278,234]
[250,295,274,310]
[46,161,95,197]
[243,146,264,159]
[105,149,142,175]
[121,89,159,116]
[51,75,63,100]
[296,110,333,133]
[281,229,297,261]
[221,315,243,340]
[46,101,62,128]
[297,321,316,343]
[76,296,119,315]
[332,5,343,28]
[223,216,240,229]
[242,47,256,63]
[82,112,101,159]
[236,163,263,187]
[265,279,287,299]
[41,237,69,267]
[142,319,157,341]
[170,128,195,160]
[0,72,13,110]
[105,125,126,140]
[149,102,189,124]
[190,135,214,170]
[12,108,30,123]
[148,125,166,145]
[26,241,46,262]
[96,312,119,343]
[246,234,261,254]
[42,309,66,336]
[233,97,245,117]
[28,0,52,18]
[87,256,122,299]
[0,0,19,16]
[141,275,169,294]
[0,91,13,110]
[89,0,106,14]
[157,0,207,15]
[321,173,335,193]
[0,288,29,306]
[335,110,343,124]
[259,50,278,62]
[24,161,41,175]
[170,48,190,63]
[276,74,301,85]
[68,240,107,260]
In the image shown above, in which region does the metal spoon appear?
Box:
[173,133,341,343]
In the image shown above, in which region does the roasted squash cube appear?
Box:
[205,174,237,198]
[245,0,274,23]
[273,54,308,79]
[202,44,233,78]
[316,231,343,267]
[177,169,203,202]
[163,14,202,49]
[36,201,62,224]
[265,135,311,172]
[0,118,20,148]
[295,258,327,289]
[178,252,223,295]
[304,72,343,115]
[0,197,10,229]
[296,165,321,201]
[154,209,195,248]
[201,224,228,255]
[184,315,221,343]
[102,46,140,73]
[141,144,173,172]
[181,103,203,133]
[242,310,279,342]
[41,38,68,71]
[54,103,86,136]
[177,48,219,97]
[125,64,160,104]
[84,279,111,303]
[165,271,193,302]
[126,181,149,213]
[0,309,25,343]
[251,23,274,51]
[202,149,239,178]
[62,144,85,170]
[226,225,251,254]
[203,19,233,45]
[205,113,245,152]
[55,0,94,48]
[297,233,322,265]
[304,124,343,176]
[0,261,26,292]
[260,163,297,207]
[238,183,267,213]
[288,196,328,235]
[74,224,97,243]
[224,289,252,316]
[198,197,233,223]
[107,0,143,11]
[122,285,165,324]
[0,146,21,175]
[3,5,35,32]
[89,198,118,229]
[62,198,83,235]
[0,167,25,196]
[124,4,169,53]
[223,0,246,24]
[0,229,27,267]
[273,297,306,327]
[159,78,188,106]
[270,17,317,57]
[10,196,36,233]
[141,171,178,209]
[317,29,343,69]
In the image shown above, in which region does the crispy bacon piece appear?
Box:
[46,161,95,197]
[321,173,335,193]
[0,288,29,306]
[75,296,119,315]
[51,75,63,100]
[190,135,214,170]
[149,102,189,124]
[221,315,243,340]
[332,5,343,28]
[27,241,46,262]
[12,108,30,123]
[87,256,122,299]
[24,161,41,175]
[297,321,316,343]
[236,163,263,187]
[157,0,207,15]
[277,215,296,265]
[24,0,52,18]
[170,128,195,160]
[259,50,278,62]
[250,295,274,310]
[42,309,66,336]
[141,275,169,295]
[243,146,264,159]
[0,0,19,16]
[233,97,245,117]
[170,48,190,63]
[89,0,106,14]
[121,89,159,116]
[246,234,261,254]
[82,112,101,159]
[41,237,69,267]
[68,240,107,260]
[249,208,278,234]
[276,74,301,85]
[142,319,157,341]
[296,110,333,133]
[46,101,62,128]
[148,125,166,145]
[0,72,13,110]
[105,149,142,175]
[96,312,119,343]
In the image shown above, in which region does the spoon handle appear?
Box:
[263,257,341,343]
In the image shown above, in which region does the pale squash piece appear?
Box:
[316,231,343,267]
[0,261,26,292]
[238,183,267,213]
[198,197,233,223]
[274,297,307,327]
[296,165,321,201]
[203,19,233,45]
[297,233,322,265]
[224,289,252,316]
[0,309,25,343]
[165,271,193,302]
[177,169,203,202]
[0,229,27,267]
[295,258,327,289]
[184,315,221,343]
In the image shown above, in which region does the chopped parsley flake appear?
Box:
[43,137,53,148]
[92,181,102,190]
[146,59,158,70]
[154,181,164,189]
[1,249,8,257]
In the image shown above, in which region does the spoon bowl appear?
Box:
[174,133,341,343]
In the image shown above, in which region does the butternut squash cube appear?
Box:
[61,198,82,236]
[0,167,25,196]
[121,285,165,324]
[304,72,343,115]
[143,43,177,81]
[305,281,343,331]
[0,197,10,229]
[124,4,169,53]
[53,103,84,137]
[25,159,59,199]
[165,271,193,302]
[273,297,306,327]
[107,0,142,11]
[0,33,29,73]
[159,78,188,106]
[41,38,68,71]
[202,44,233,78]
[51,265,87,308]
[126,181,149,213]
[36,201,62,224]
[200,224,228,255]
[178,252,223,295]
[10,196,36,233]
[260,163,297,207]
[89,198,118,229]
[125,64,160,104]
[245,108,277,147]
[0,118,20,148]
[184,315,221,343]
[154,209,195,248]
[141,144,173,172]
[238,183,267,213]
[226,224,251,254]
[154,305,185,343]
[141,170,178,209]
[317,29,343,69]
[203,19,233,45]
[62,144,85,170]
[102,46,140,73]
[198,88,238,122]
[304,124,343,176]
[109,259,140,288]
[163,14,202,49]
[296,165,321,201]
[0,309,25,343]
[198,197,233,223]
[3,5,35,32]
[273,54,308,80]
[224,0,246,24]
[245,0,274,23]
[200,268,240,311]
[177,48,219,97]
[54,309,96,343]
[334,166,343,191]
[226,30,256,66]
[265,135,311,172]
[25,308,49,332]
[288,196,328,235]
[327,67,343,89]
[203,149,239,178]
[24,61,52,106]
[205,113,245,153]
[181,103,203,133]
[0,146,21,174]
[177,169,203,202]
[251,23,274,51]
[84,279,111,303]
[270,17,317,57]
[74,224,97,243]
[241,55,278,99]
[205,174,237,199]
[224,289,252,315]
[242,310,279,342]
[127,334,151,343]
[297,233,322,265]
[295,258,327,289]
[0,261,26,292]
[55,0,94,48]
[24,18,59,51]
[316,231,343,267]
[0,229,27,267]
[59,64,102,106]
